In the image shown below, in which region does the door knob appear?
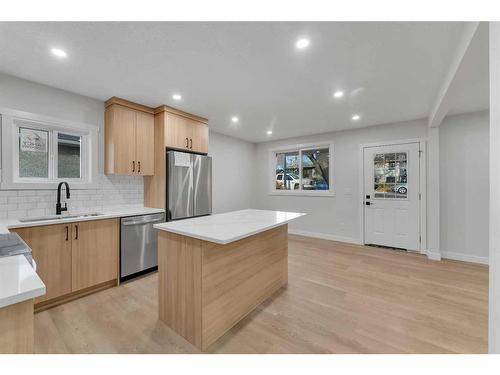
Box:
[365,201,371,206]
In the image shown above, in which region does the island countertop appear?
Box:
[154,209,306,244]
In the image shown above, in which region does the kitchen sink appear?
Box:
[18,213,103,223]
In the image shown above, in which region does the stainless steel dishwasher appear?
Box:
[120,212,165,281]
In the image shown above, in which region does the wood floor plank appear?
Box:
[34,234,488,353]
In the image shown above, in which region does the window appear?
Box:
[271,142,333,195]
[57,132,82,179]
[1,109,98,189]
[275,151,299,190]
[19,127,49,178]
[373,152,408,199]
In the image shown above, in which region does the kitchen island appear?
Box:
[153,209,305,350]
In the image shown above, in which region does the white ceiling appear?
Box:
[0,22,489,142]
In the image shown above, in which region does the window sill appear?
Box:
[268,191,336,197]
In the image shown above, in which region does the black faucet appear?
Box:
[56,182,70,215]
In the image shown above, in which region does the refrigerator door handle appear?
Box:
[192,154,212,217]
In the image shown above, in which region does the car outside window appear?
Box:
[273,143,333,195]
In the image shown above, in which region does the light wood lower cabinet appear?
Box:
[0,299,34,354]
[14,224,72,304]
[13,218,119,308]
[158,225,288,350]
[71,219,119,292]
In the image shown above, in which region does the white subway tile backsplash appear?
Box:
[0,175,144,218]
[7,209,28,218]
[18,190,39,196]
[2,203,19,211]
[8,196,24,204]
[0,190,18,197]
[28,208,46,217]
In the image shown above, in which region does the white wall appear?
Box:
[209,130,256,213]
[0,73,143,218]
[489,22,500,354]
[0,73,257,218]
[254,119,429,243]
[439,110,489,264]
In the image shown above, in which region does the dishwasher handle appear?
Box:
[122,218,164,226]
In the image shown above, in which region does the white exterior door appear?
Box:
[363,142,420,251]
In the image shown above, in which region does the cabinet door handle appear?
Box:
[138,161,141,173]
[132,161,135,173]
[185,137,189,148]
[190,138,193,149]
[74,225,78,240]
[65,225,69,241]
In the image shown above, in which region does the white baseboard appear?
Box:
[424,250,442,261]
[288,229,362,245]
[440,251,489,265]
[288,230,488,265]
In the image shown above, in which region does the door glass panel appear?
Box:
[373,152,408,199]
[275,151,300,190]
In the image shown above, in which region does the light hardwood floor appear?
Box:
[34,235,488,353]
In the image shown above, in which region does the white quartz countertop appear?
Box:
[0,206,165,233]
[154,209,306,244]
[0,206,164,309]
[0,255,45,308]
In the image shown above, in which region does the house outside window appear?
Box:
[0,108,98,189]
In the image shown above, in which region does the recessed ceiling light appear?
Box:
[267,130,273,135]
[333,91,344,98]
[231,116,239,123]
[295,38,310,49]
[172,94,182,101]
[51,48,67,58]
[351,114,361,121]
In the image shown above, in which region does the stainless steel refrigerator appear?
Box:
[167,150,212,221]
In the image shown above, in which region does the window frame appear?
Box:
[268,141,335,197]
[1,107,99,190]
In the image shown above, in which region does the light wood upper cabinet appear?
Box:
[13,224,72,304]
[135,111,155,175]
[105,105,137,175]
[191,121,209,154]
[71,219,119,292]
[159,106,209,154]
[105,97,154,176]
[165,113,194,150]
